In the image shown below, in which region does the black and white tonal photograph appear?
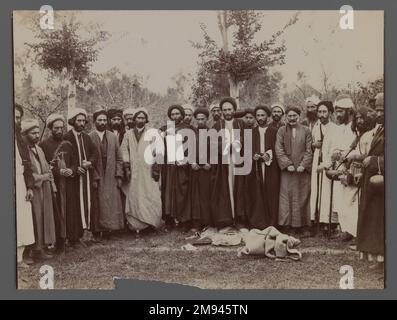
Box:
[13,9,385,290]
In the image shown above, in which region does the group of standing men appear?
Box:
[15,91,385,270]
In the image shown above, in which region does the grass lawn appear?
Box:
[17,229,384,290]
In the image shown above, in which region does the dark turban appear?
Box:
[107,108,123,120]
[220,97,237,111]
[93,109,108,121]
[133,107,149,122]
[241,108,255,117]
[254,105,271,117]
[167,104,185,119]
[193,107,209,119]
[285,106,301,116]
[317,100,334,114]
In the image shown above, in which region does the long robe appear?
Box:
[322,123,357,226]
[90,130,124,232]
[160,122,192,224]
[63,130,98,241]
[276,124,313,227]
[243,125,280,229]
[121,127,162,230]
[15,140,35,248]
[309,120,338,223]
[190,126,212,226]
[210,118,245,228]
[40,137,73,241]
[27,143,56,249]
[357,125,384,255]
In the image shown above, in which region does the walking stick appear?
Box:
[328,161,335,239]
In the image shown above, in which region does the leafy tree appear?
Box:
[26,15,109,118]
[192,10,299,108]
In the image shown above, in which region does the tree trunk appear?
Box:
[67,69,76,130]
[229,78,241,109]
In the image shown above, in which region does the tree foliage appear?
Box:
[27,18,109,82]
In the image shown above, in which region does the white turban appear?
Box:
[21,119,40,134]
[271,102,285,114]
[209,103,220,112]
[334,97,354,109]
[46,113,65,128]
[123,108,136,117]
[182,104,195,113]
[68,108,87,120]
[305,95,320,106]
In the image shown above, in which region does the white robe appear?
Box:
[15,141,35,247]
[322,123,357,232]
[121,127,162,230]
[310,120,338,223]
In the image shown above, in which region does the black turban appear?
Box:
[285,106,302,116]
[241,108,255,116]
[107,108,123,120]
[93,109,108,121]
[219,97,237,111]
[193,107,209,119]
[317,100,334,114]
[167,104,185,119]
[254,105,271,117]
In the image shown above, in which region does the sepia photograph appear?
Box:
[13,9,384,290]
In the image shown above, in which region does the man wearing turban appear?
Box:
[107,108,125,145]
[14,103,35,265]
[309,101,338,234]
[63,108,98,246]
[123,108,136,131]
[121,107,162,234]
[357,92,385,269]
[208,101,222,129]
[40,113,73,254]
[160,104,193,230]
[190,107,212,229]
[182,104,195,127]
[242,105,280,229]
[21,118,56,260]
[275,107,313,236]
[211,97,245,229]
[302,95,321,132]
[88,109,124,238]
[318,95,356,236]
[269,103,285,130]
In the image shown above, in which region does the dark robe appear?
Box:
[243,125,280,229]
[269,120,284,131]
[27,143,56,249]
[110,128,126,147]
[89,130,124,232]
[16,131,34,190]
[190,126,212,227]
[210,118,245,228]
[160,122,192,224]
[39,136,73,241]
[63,130,98,242]
[276,124,313,227]
[357,126,385,255]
